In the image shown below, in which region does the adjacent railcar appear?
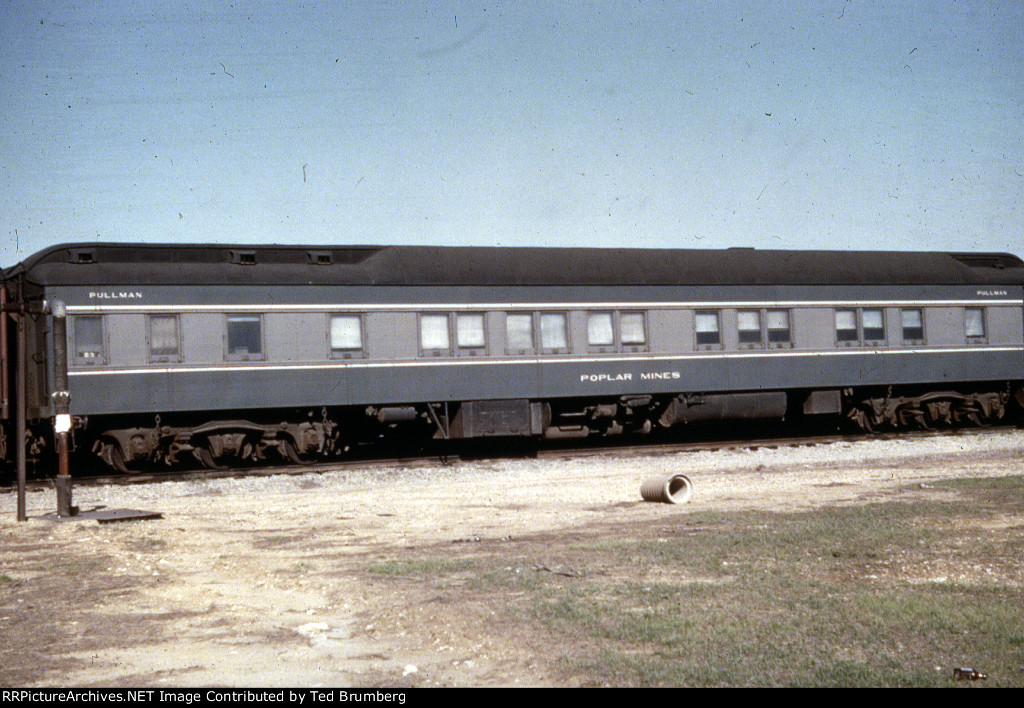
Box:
[2,243,1022,473]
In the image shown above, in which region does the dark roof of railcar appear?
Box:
[5,242,1024,287]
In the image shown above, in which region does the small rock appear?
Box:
[295,622,329,637]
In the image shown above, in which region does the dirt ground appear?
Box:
[2,431,1022,688]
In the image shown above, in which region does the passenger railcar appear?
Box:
[2,243,1023,473]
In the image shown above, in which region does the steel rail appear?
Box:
[4,424,1018,493]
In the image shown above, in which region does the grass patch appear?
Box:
[256,534,302,548]
[535,477,1024,687]
[31,559,102,573]
[367,557,477,577]
[128,536,167,552]
[368,475,1024,687]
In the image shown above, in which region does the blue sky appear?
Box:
[2,1,1022,267]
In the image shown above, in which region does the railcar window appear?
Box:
[862,309,885,341]
[737,310,762,345]
[835,309,858,342]
[620,312,647,346]
[539,313,569,351]
[419,314,450,353]
[456,313,486,350]
[330,314,363,356]
[72,315,105,364]
[226,315,263,359]
[766,309,791,344]
[148,315,180,360]
[586,311,647,352]
[587,312,615,347]
[695,312,721,346]
[901,309,924,342]
[964,308,986,341]
[505,313,534,353]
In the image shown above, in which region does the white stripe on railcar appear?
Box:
[67,344,1024,377]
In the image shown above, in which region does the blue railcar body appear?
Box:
[3,243,1022,471]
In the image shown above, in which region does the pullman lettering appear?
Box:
[89,291,144,300]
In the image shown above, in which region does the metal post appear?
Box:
[51,302,73,516]
[50,301,74,517]
[15,307,26,522]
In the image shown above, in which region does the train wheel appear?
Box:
[849,407,875,433]
[280,438,315,465]
[108,444,129,474]
[968,412,991,428]
[196,447,227,470]
[910,409,934,431]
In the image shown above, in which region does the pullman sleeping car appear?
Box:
[1,243,1022,474]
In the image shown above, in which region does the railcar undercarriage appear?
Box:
[88,410,354,472]
[15,380,1012,475]
[845,386,1016,432]
[1,382,1020,479]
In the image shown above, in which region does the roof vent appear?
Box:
[950,253,1024,270]
[69,249,95,264]
[308,250,333,265]
[229,250,258,265]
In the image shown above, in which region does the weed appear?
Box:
[129,536,167,552]
[367,558,476,576]
[31,559,101,573]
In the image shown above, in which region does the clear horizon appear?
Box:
[3,1,1022,267]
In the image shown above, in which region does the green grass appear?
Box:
[30,559,102,573]
[367,475,1024,687]
[367,557,477,576]
[540,578,1024,686]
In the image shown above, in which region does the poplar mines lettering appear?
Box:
[581,371,681,382]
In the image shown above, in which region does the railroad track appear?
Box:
[537,424,1022,462]
[3,424,1019,493]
